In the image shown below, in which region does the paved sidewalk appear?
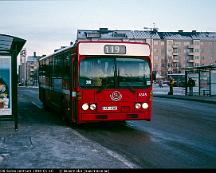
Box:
[153,94,216,104]
[153,85,216,104]
[0,90,138,169]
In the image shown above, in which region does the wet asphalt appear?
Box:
[1,87,216,169]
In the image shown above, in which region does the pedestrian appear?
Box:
[168,78,175,95]
[187,77,195,96]
[159,80,163,88]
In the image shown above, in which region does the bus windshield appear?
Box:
[79,56,151,89]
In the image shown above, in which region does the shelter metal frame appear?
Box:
[185,64,216,96]
[0,34,26,129]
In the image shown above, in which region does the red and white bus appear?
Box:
[39,40,152,124]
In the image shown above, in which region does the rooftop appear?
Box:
[0,34,26,56]
[77,29,216,41]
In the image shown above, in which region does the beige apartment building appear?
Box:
[78,28,216,79]
[151,31,216,78]
[19,52,41,86]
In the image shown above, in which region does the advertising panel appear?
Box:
[211,71,216,95]
[200,72,209,89]
[0,55,12,115]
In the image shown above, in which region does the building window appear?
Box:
[194,40,200,45]
[173,48,178,53]
[154,41,158,45]
[154,49,158,53]
[154,56,160,61]
[168,40,172,45]
[168,63,172,67]
[174,42,180,46]
[184,42,190,46]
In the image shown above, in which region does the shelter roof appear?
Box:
[185,64,216,71]
[0,34,26,56]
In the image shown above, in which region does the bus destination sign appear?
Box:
[104,45,126,54]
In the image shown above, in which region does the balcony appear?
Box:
[188,45,194,49]
[187,63,194,67]
[188,52,194,56]
[173,45,178,48]
[188,58,194,63]
[173,59,179,63]
[173,52,178,56]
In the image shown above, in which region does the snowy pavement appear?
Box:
[153,84,185,96]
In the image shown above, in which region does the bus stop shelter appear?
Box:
[0,34,26,129]
[185,64,216,96]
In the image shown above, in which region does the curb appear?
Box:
[153,94,216,105]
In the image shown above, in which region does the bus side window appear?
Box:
[73,58,76,89]
[58,54,64,77]
[62,52,70,89]
[49,57,53,87]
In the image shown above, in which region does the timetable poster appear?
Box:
[0,55,12,115]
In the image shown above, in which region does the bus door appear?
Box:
[71,54,78,123]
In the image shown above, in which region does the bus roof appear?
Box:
[39,45,74,61]
[39,40,151,61]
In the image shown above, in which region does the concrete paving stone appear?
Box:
[0,121,133,169]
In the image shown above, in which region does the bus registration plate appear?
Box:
[102,106,117,110]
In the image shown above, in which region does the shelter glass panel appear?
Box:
[200,71,210,95]
[211,71,216,95]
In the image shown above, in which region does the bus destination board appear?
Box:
[104,45,126,54]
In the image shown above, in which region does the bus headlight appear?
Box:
[142,103,149,109]
[135,103,141,109]
[82,103,89,110]
[90,104,97,110]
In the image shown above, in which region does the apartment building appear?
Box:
[77,28,216,79]
[155,31,216,77]
[19,52,41,86]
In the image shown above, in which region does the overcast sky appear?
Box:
[1,0,216,57]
